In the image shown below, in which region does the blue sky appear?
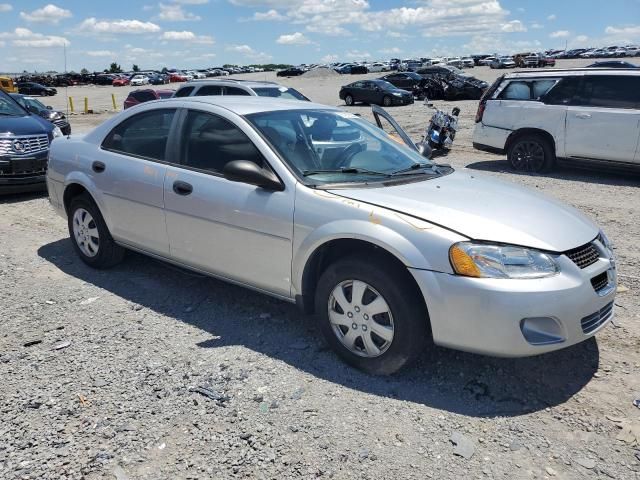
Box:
[0,0,639,72]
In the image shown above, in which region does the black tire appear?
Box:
[314,255,429,375]
[67,194,125,269]
[382,95,392,107]
[344,94,354,106]
[507,133,555,173]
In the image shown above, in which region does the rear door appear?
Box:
[565,75,640,163]
[97,108,178,255]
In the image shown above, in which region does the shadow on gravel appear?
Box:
[39,238,600,418]
[0,190,47,204]
[467,159,640,187]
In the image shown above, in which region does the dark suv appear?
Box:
[0,89,59,194]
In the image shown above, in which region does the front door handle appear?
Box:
[173,180,193,196]
[92,161,106,173]
[575,113,592,119]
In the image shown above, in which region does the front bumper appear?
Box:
[392,96,414,106]
[410,253,616,357]
[0,152,48,194]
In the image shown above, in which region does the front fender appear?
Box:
[62,173,112,231]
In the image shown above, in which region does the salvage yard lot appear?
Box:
[1,59,640,479]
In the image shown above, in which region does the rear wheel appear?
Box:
[382,95,392,107]
[315,255,428,375]
[507,133,555,173]
[344,94,354,106]
[68,194,125,269]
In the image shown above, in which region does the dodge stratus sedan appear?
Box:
[46,97,616,374]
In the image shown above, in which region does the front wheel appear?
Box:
[68,194,125,269]
[507,134,555,173]
[344,94,354,106]
[382,95,392,107]
[315,256,428,375]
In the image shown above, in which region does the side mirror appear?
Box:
[223,160,284,191]
[46,105,52,110]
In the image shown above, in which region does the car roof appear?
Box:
[160,96,337,115]
[503,68,640,79]
[179,78,283,88]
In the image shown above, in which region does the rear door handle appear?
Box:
[575,113,592,119]
[173,180,193,196]
[92,161,106,173]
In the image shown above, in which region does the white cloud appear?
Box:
[379,47,401,54]
[20,4,72,24]
[321,53,338,63]
[0,3,12,12]
[86,50,115,57]
[605,25,640,36]
[157,3,201,21]
[547,14,556,21]
[252,9,286,21]
[573,35,589,45]
[0,27,70,47]
[462,34,541,55]
[77,17,161,34]
[161,30,215,43]
[226,43,272,61]
[550,30,570,38]
[174,0,209,3]
[531,22,543,29]
[276,32,311,45]
[346,49,370,59]
[501,20,526,33]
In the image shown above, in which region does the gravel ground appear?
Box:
[1,59,640,479]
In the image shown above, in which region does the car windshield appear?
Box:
[253,87,309,101]
[0,92,27,116]
[21,97,47,112]
[246,109,437,186]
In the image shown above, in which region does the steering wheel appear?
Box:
[335,143,364,168]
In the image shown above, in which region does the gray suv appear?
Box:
[173,79,310,101]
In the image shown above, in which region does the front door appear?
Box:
[96,108,178,255]
[565,75,640,163]
[163,108,295,297]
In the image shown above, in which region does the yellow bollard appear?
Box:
[84,97,88,114]
[111,93,117,111]
[68,96,74,113]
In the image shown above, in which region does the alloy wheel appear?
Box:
[328,280,395,358]
[511,140,546,172]
[72,208,100,257]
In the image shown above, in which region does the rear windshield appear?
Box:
[253,87,309,101]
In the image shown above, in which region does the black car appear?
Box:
[379,72,425,90]
[277,68,305,77]
[0,89,57,194]
[148,73,170,85]
[17,82,57,96]
[10,94,71,136]
[339,79,413,107]
[587,61,638,68]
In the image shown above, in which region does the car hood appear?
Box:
[328,171,598,252]
[0,114,53,136]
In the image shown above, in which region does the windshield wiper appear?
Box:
[302,167,391,177]
[391,163,438,176]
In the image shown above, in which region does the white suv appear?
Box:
[473,69,640,172]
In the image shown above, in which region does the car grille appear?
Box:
[590,271,609,293]
[564,242,600,269]
[0,134,49,156]
[580,302,614,334]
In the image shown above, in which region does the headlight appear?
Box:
[599,230,614,259]
[52,126,63,138]
[449,242,558,279]
[392,92,402,97]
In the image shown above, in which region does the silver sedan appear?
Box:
[46,97,616,374]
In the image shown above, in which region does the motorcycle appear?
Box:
[420,99,460,153]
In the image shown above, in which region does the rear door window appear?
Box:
[195,85,223,96]
[102,109,176,162]
[224,87,251,96]
[543,77,580,105]
[175,86,194,98]
[500,79,558,100]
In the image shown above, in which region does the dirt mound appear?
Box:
[302,67,340,78]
